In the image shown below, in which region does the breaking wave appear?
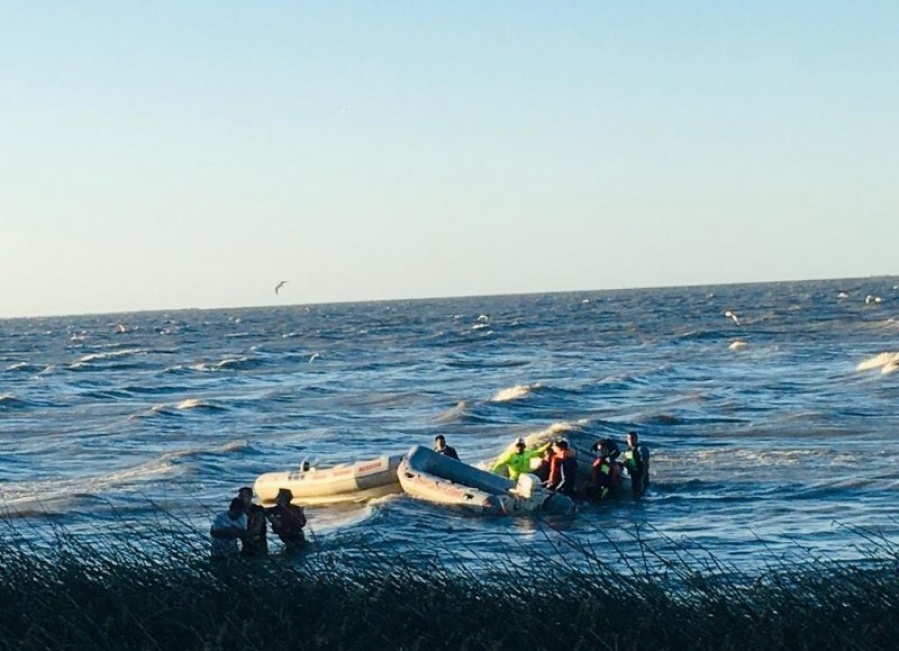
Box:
[490,384,541,403]
[856,352,899,373]
[0,394,30,409]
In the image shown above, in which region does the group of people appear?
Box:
[488,430,650,501]
[210,431,648,558]
[209,485,308,560]
[586,431,650,500]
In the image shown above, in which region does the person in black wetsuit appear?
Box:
[623,431,650,497]
[434,434,459,460]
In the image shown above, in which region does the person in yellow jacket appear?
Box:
[490,438,550,480]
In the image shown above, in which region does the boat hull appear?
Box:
[254,454,403,506]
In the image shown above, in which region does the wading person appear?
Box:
[490,438,549,480]
[267,488,307,553]
[623,431,650,497]
[544,439,578,497]
[532,445,555,483]
[210,497,248,560]
[237,486,268,556]
[434,434,459,460]
[586,442,620,501]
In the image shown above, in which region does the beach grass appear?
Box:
[1,515,897,651]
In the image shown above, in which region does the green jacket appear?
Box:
[491,444,549,480]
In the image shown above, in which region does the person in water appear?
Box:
[623,431,650,497]
[532,445,555,483]
[545,439,578,497]
[490,438,549,480]
[267,488,307,552]
[591,437,620,462]
[237,486,268,556]
[434,434,459,460]
[210,497,248,560]
[586,441,621,501]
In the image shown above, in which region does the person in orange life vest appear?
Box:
[544,439,578,497]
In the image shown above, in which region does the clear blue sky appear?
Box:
[2,2,897,318]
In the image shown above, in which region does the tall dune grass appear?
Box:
[0,514,897,651]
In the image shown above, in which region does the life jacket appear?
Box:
[595,438,621,461]
[624,446,643,471]
[548,450,578,495]
[594,456,622,486]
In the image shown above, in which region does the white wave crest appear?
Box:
[176,398,207,410]
[501,420,592,458]
[856,352,899,372]
[72,348,145,367]
[186,356,254,372]
[436,400,469,423]
[491,384,538,402]
[729,341,749,351]
[0,394,28,408]
[0,456,184,515]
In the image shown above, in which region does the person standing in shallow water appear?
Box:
[267,488,307,553]
[623,431,650,498]
[586,441,620,501]
[434,434,459,460]
[237,486,268,556]
[210,497,247,560]
[545,439,578,497]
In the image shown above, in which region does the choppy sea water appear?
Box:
[1,277,897,572]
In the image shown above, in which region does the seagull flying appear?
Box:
[724,310,740,325]
[275,280,288,295]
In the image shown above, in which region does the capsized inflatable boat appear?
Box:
[397,445,574,516]
[254,454,403,506]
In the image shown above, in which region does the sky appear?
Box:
[2,2,897,318]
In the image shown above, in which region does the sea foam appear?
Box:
[856,352,899,372]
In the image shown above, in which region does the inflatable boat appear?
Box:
[254,454,403,506]
[397,445,575,516]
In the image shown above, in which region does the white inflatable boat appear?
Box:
[254,454,403,506]
[397,445,574,516]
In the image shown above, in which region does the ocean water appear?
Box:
[2,277,897,572]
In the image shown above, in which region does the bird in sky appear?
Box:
[724,310,740,325]
[275,280,288,295]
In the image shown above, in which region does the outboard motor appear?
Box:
[515,473,540,499]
